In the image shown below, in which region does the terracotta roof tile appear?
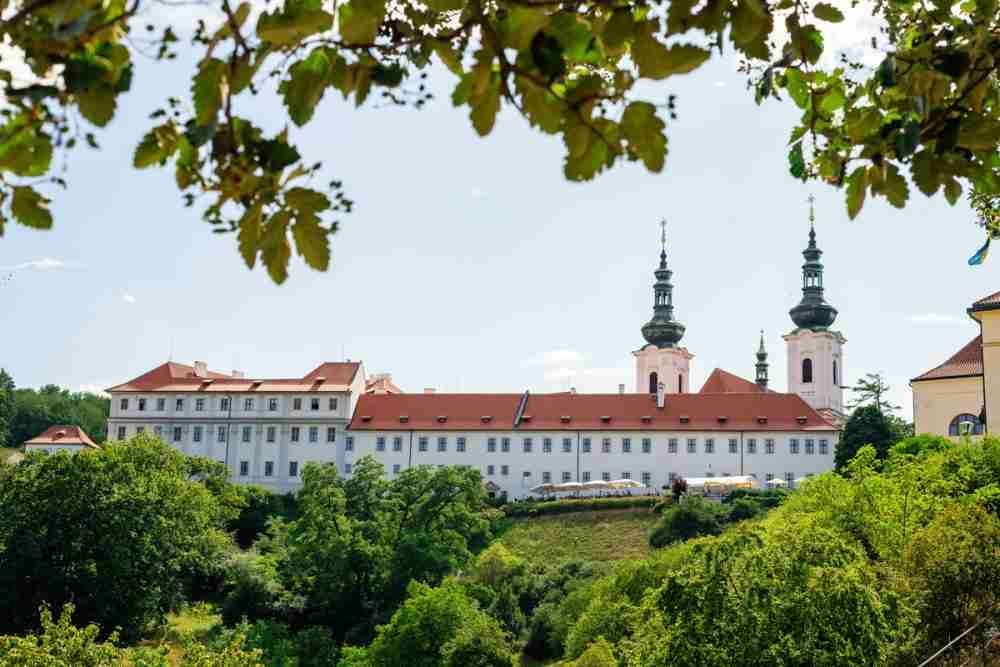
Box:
[912,335,983,381]
[972,290,1000,308]
[24,425,99,449]
[349,392,836,432]
[699,368,769,394]
[108,361,362,393]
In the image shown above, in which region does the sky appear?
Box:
[1,4,996,422]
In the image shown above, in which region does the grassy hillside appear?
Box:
[497,508,658,566]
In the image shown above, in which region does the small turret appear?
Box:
[641,220,686,348]
[789,196,838,331]
[755,331,768,390]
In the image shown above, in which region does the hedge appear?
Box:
[501,496,659,518]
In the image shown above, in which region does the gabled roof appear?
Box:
[24,425,99,449]
[107,361,362,393]
[349,392,836,432]
[912,335,983,382]
[699,368,769,394]
[971,290,1000,311]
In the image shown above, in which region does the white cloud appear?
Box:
[527,349,587,366]
[3,257,67,271]
[470,187,485,199]
[76,383,110,397]
[909,313,959,324]
[121,292,137,304]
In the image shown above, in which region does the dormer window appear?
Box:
[641,416,652,423]
[481,416,493,423]
[436,416,447,423]
[361,415,372,422]
[521,415,532,423]
[679,415,690,424]
[717,416,728,423]
[600,416,611,423]
[560,416,572,424]
[399,416,409,423]
[756,416,768,424]
[796,416,808,424]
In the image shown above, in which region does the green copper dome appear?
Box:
[641,228,685,348]
[789,219,838,331]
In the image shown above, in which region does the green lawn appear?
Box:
[497,508,659,566]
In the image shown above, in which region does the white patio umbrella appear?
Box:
[529,483,556,494]
[767,478,787,487]
[581,480,611,491]
[608,479,644,489]
[552,481,585,493]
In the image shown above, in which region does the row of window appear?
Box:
[240,460,299,478]
[119,396,339,413]
[117,424,337,444]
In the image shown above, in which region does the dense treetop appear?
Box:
[0,0,995,281]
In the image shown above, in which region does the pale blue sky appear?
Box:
[1,11,995,422]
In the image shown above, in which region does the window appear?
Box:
[195,398,205,412]
[746,438,757,454]
[706,471,715,478]
[242,398,253,411]
[562,471,572,482]
[193,426,203,443]
[293,398,302,410]
[622,471,631,480]
[949,413,984,436]
[438,437,448,452]
[264,461,274,477]
[242,426,252,443]
[802,358,813,384]
[154,426,162,437]
[790,438,800,454]
[543,438,552,453]
[642,438,652,454]
[582,471,591,482]
[487,465,495,476]
[266,426,276,443]
[309,427,318,443]
[457,437,466,453]
[217,426,226,443]
[487,438,497,453]
[220,397,230,411]
[786,472,795,487]
[239,461,249,476]
[344,463,352,474]
[729,438,738,454]
[501,465,509,476]
[601,438,611,453]
[542,471,552,483]
[523,438,533,453]
[819,439,829,455]
[175,398,184,411]
[523,470,532,480]
[641,471,652,486]
[766,472,774,483]
[392,463,401,474]
[562,438,573,453]
[173,426,182,442]
[602,472,611,482]
[668,472,677,483]
[289,461,299,477]
[393,436,403,452]
[377,436,386,451]
[269,398,279,411]
[678,374,684,393]
[329,397,338,410]
[805,439,815,455]
[668,438,678,454]
[345,436,354,451]
[138,398,146,411]
[686,438,696,453]
[120,398,128,411]
[327,427,336,443]
[833,359,839,385]
[705,438,714,454]
[117,425,127,440]
[623,438,632,453]
[311,398,320,411]
[157,398,165,411]
[291,427,300,443]
[649,371,659,394]
[418,437,428,452]
[501,437,511,453]
[582,438,592,453]
[765,438,775,455]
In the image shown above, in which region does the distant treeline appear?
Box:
[0,369,110,447]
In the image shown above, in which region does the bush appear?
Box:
[649,496,725,548]
[503,496,658,518]
[725,498,761,522]
[722,487,788,509]
[228,486,299,549]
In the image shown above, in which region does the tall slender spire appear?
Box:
[755,330,769,390]
[790,196,838,331]
[641,220,685,348]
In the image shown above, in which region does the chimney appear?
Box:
[656,382,666,409]
[193,361,208,378]
[423,387,436,394]
[232,370,245,378]
[618,383,625,395]
[570,387,577,394]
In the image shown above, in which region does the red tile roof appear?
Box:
[912,335,983,382]
[699,368,769,394]
[972,290,1000,309]
[349,392,836,432]
[24,425,99,449]
[107,361,362,393]
[365,374,402,394]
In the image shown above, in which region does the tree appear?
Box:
[648,495,725,548]
[0,370,13,449]
[0,434,233,642]
[0,0,995,283]
[847,372,901,415]
[7,385,110,445]
[837,404,910,468]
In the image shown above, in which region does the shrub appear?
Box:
[503,496,658,518]
[649,496,724,548]
[725,498,761,522]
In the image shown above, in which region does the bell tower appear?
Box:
[634,220,694,394]
[784,197,845,415]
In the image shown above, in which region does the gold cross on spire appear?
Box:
[807,194,816,224]
[660,218,667,253]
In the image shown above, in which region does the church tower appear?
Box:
[634,221,693,394]
[755,331,769,391]
[783,198,846,416]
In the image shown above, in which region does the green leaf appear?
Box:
[432,41,463,75]
[292,214,330,271]
[260,211,292,284]
[283,49,332,126]
[77,86,116,127]
[192,58,225,126]
[11,186,52,229]
[257,2,333,46]
[943,177,962,205]
[0,126,53,177]
[549,13,600,64]
[784,69,809,109]
[958,116,1000,150]
[788,142,806,180]
[425,0,463,9]
[603,9,634,50]
[504,6,549,51]
[338,0,386,46]
[237,201,263,269]
[875,163,908,208]
[786,16,824,64]
[633,24,710,79]
[812,2,845,22]
[470,81,501,136]
[910,150,940,196]
[133,125,179,168]
[845,166,867,219]
[286,187,330,214]
[531,32,566,79]
[563,121,611,181]
[621,102,667,172]
[518,76,563,133]
[256,137,300,171]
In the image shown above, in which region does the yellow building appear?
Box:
[911,290,1000,437]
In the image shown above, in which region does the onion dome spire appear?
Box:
[755,330,769,390]
[641,220,686,348]
[789,196,838,331]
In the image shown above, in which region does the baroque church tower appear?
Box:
[783,199,846,417]
[634,221,694,394]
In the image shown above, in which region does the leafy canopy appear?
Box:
[0,0,996,282]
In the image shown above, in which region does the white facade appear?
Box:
[634,345,694,395]
[784,329,846,414]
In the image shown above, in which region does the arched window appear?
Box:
[833,360,838,385]
[648,372,658,395]
[678,374,684,393]
[802,358,813,384]
[949,413,984,436]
